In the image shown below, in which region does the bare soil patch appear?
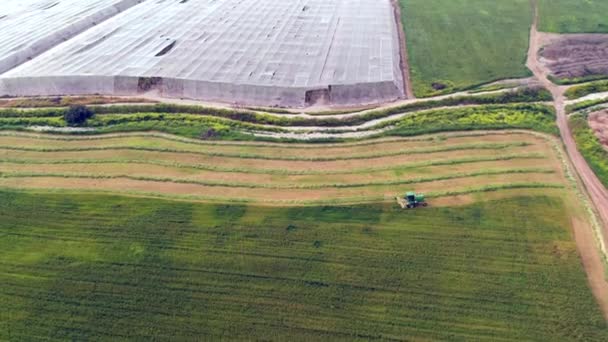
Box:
[539,34,608,81]
[589,110,608,149]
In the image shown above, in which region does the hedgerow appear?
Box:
[569,114,608,187]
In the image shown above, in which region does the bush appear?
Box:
[569,114,608,187]
[564,80,608,100]
[64,105,94,126]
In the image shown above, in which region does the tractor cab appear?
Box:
[404,191,427,209]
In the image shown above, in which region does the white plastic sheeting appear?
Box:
[0,0,405,107]
[0,0,144,74]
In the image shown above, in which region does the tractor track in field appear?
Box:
[528,0,608,319]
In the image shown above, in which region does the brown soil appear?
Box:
[390,0,414,98]
[0,95,154,108]
[589,110,608,149]
[538,33,608,81]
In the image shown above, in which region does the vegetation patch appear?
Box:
[564,80,608,100]
[566,98,608,114]
[384,104,557,137]
[398,0,532,97]
[539,0,608,33]
[569,113,608,187]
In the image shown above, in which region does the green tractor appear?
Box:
[403,191,427,209]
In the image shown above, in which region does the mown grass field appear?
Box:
[0,131,565,204]
[539,0,608,33]
[1,190,607,340]
[398,0,532,97]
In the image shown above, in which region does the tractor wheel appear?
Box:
[406,204,412,209]
[422,202,428,207]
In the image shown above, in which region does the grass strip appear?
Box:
[0,141,531,162]
[0,153,545,176]
[0,168,556,190]
[0,182,565,205]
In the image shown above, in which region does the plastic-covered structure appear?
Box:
[0,0,405,108]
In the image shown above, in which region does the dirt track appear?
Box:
[528,0,608,318]
[390,0,414,99]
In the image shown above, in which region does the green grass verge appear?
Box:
[0,103,558,142]
[565,80,608,100]
[566,98,608,114]
[569,114,608,187]
[539,0,608,33]
[1,191,606,339]
[399,0,532,97]
[383,104,557,137]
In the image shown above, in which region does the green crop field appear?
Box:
[398,0,532,97]
[539,0,608,33]
[1,190,606,340]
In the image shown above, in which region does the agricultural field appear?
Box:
[0,131,566,204]
[538,0,608,33]
[540,36,608,85]
[398,0,532,97]
[2,190,607,340]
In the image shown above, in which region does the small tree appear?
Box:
[64,105,93,126]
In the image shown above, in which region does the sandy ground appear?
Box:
[528,0,608,319]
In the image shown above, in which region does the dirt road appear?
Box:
[527,0,608,318]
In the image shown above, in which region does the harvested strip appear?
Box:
[0,145,549,173]
[0,142,532,161]
[0,178,565,205]
[0,132,544,158]
[0,153,547,176]
[0,168,555,190]
[0,173,564,202]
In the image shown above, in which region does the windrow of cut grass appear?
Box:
[0,168,555,190]
[0,153,546,176]
[0,141,533,161]
[0,131,566,204]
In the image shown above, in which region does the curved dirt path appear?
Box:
[527,0,608,319]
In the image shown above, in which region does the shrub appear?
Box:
[564,80,608,100]
[64,105,94,126]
